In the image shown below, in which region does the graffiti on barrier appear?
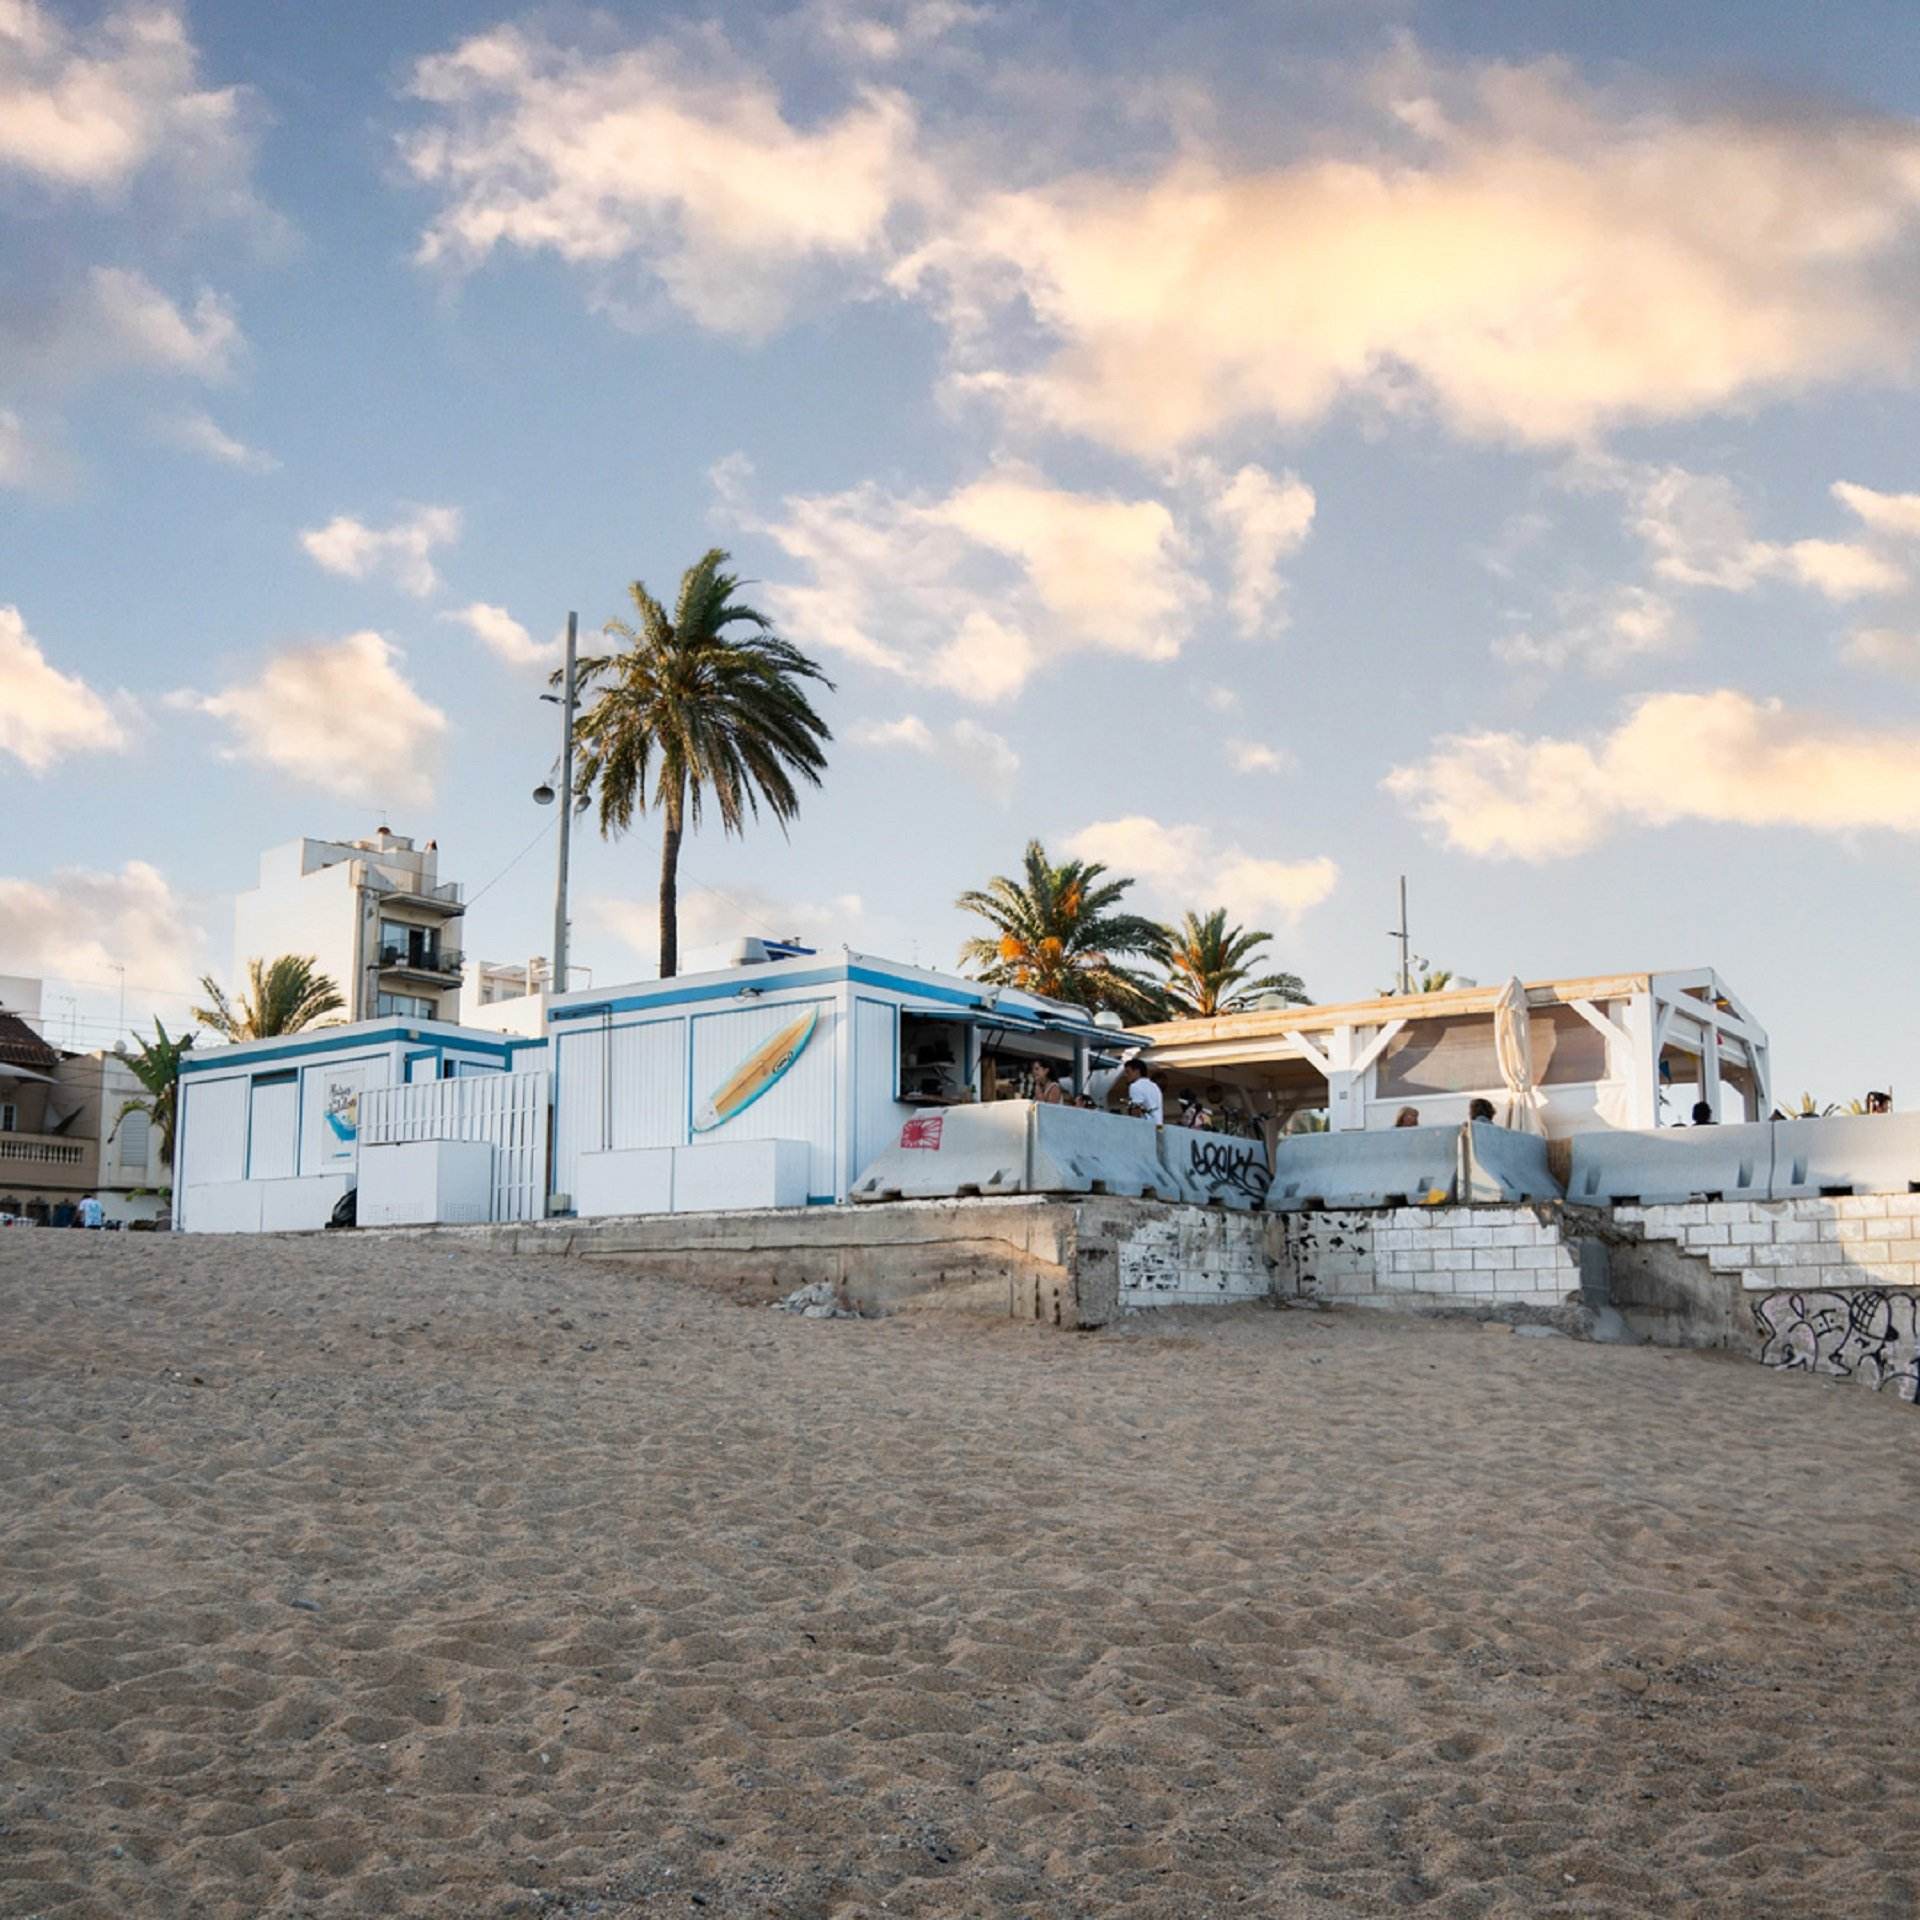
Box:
[1187,1137,1269,1204]
[1753,1290,1920,1404]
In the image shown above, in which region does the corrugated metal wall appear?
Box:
[552,1025,608,1199]
[181,1075,247,1189]
[609,1018,688,1152]
[361,1070,549,1222]
[245,1078,298,1180]
[690,999,836,1198]
[852,996,907,1186]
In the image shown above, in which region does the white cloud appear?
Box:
[171,631,449,804]
[2,266,242,383]
[1066,816,1338,922]
[1582,455,1912,599]
[403,24,919,336]
[898,57,1920,452]
[1226,739,1291,775]
[729,458,1210,700]
[151,406,276,472]
[0,1,255,202]
[588,885,869,976]
[1385,689,1920,860]
[1199,463,1315,634]
[0,408,33,487]
[1843,629,1920,679]
[850,710,1019,795]
[1831,480,1920,542]
[299,506,461,598]
[0,605,128,771]
[439,601,560,669]
[799,0,985,63]
[0,859,201,999]
[1494,583,1681,674]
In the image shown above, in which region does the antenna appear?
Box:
[1388,875,1411,996]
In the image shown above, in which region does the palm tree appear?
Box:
[571,549,833,978]
[110,1020,195,1171]
[1159,908,1309,1018]
[194,955,344,1041]
[1380,957,1455,996]
[957,839,1167,1019]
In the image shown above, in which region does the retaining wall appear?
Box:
[1603,1194,1920,1403]
[361,1193,1274,1329]
[1272,1203,1585,1308]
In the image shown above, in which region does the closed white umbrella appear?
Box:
[1493,975,1546,1134]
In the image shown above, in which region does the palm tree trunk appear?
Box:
[659,803,683,979]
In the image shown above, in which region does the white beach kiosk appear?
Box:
[548,942,1154,1216]
[172,1018,548,1233]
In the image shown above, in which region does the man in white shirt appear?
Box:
[77,1195,105,1229]
[1121,1060,1164,1124]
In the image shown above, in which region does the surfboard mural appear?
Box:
[693,1006,819,1133]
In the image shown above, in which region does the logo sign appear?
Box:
[324,1081,359,1144]
[900,1114,944,1151]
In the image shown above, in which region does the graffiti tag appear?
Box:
[1754,1290,1920,1404]
[1188,1138,1268,1203]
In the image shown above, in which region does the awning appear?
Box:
[899,1001,1147,1058]
[0,1065,57,1086]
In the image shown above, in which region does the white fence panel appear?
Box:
[360,1069,549,1222]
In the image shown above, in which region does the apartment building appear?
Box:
[232,829,467,1024]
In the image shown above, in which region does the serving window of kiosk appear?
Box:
[895,1010,1096,1105]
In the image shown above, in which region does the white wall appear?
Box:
[233,860,363,1018]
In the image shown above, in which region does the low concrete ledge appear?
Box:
[356,1194,1277,1329]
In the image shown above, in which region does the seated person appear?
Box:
[1029,1059,1066,1105]
[1468,1097,1496,1123]
[1394,1105,1420,1128]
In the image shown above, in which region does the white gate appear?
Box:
[360,1070,549,1222]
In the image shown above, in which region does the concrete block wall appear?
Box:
[1116,1207,1272,1308]
[1621,1194,1920,1293]
[1275,1204,1580,1308]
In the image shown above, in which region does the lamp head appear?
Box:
[532,782,556,806]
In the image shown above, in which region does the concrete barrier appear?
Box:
[850,1103,1031,1201]
[575,1147,674,1218]
[1461,1122,1562,1204]
[1770,1112,1920,1198]
[1029,1104,1173,1200]
[1155,1126,1270,1209]
[851,1102,1177,1203]
[1566,1119,1773,1206]
[1265,1126,1460,1212]
[258,1174,356,1232]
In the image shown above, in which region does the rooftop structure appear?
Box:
[1135,967,1769,1141]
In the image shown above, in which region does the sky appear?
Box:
[4,0,1920,1103]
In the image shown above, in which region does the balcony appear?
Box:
[0,1131,88,1171]
[377,944,464,984]
[380,877,464,916]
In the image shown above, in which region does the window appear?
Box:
[0,1103,14,1133]
[376,991,435,1019]
[898,1013,969,1103]
[117,1108,151,1169]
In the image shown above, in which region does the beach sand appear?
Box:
[2,1232,1917,1919]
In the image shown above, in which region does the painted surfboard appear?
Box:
[693,1006,819,1133]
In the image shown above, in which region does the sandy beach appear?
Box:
[2,1233,1917,1919]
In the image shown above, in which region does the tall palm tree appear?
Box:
[957,839,1167,1019]
[1159,908,1310,1018]
[111,1020,195,1171]
[571,549,833,978]
[193,955,344,1041]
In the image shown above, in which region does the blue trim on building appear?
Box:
[548,962,1133,1044]
[179,1025,518,1075]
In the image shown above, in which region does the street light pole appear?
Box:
[552,611,577,994]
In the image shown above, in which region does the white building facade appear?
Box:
[232,830,467,1025]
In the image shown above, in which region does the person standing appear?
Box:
[77,1194,105,1229]
[1030,1059,1066,1105]
[1121,1059,1164,1124]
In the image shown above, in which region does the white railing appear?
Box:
[0,1135,85,1168]
[360,1071,548,1222]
